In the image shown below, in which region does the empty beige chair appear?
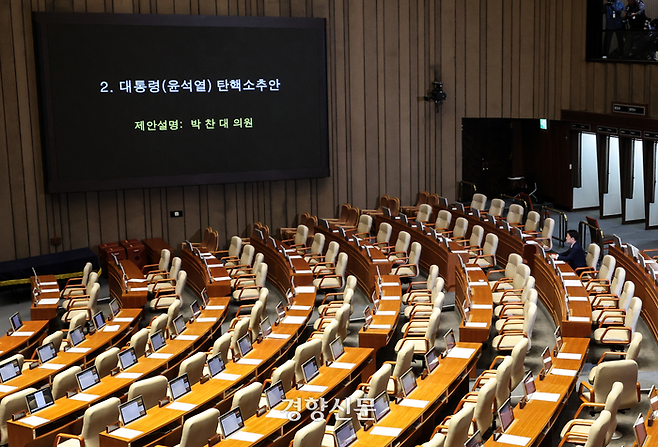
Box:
[0,388,34,444]
[62,312,88,350]
[470,356,512,408]
[309,241,339,269]
[434,406,475,447]
[149,313,168,338]
[446,217,468,240]
[166,299,182,336]
[403,276,445,310]
[394,242,421,278]
[281,225,308,252]
[534,217,555,250]
[292,419,326,447]
[313,253,347,290]
[593,297,642,346]
[469,233,498,268]
[577,243,602,277]
[229,248,260,278]
[579,360,640,409]
[61,282,100,323]
[558,410,611,447]
[488,253,523,289]
[352,214,374,238]
[317,288,354,318]
[129,328,149,358]
[491,263,530,305]
[54,397,120,447]
[60,263,94,298]
[589,267,625,302]
[143,248,171,280]
[506,204,524,225]
[524,211,541,232]
[2,354,24,372]
[492,302,537,351]
[216,236,242,266]
[233,262,268,301]
[95,347,119,378]
[293,339,323,382]
[401,302,441,334]
[488,198,505,217]
[322,389,365,446]
[62,271,98,302]
[42,330,65,353]
[364,222,392,249]
[386,341,414,396]
[52,366,82,400]
[229,317,250,360]
[178,408,220,447]
[589,332,642,383]
[394,308,440,355]
[463,377,497,435]
[230,300,264,342]
[415,204,432,223]
[128,376,168,409]
[386,231,412,262]
[314,319,339,362]
[358,363,392,399]
[231,381,262,419]
[581,255,616,288]
[270,359,296,392]
[208,332,231,363]
[434,210,452,233]
[149,257,182,293]
[403,265,440,304]
[494,288,537,323]
[404,290,445,320]
[470,193,487,212]
[560,381,623,445]
[459,225,484,251]
[179,352,206,385]
[302,233,326,262]
[151,271,186,309]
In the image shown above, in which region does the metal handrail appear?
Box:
[540,206,568,248]
[458,181,477,203]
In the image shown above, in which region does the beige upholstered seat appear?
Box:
[309,241,340,272]
[506,204,524,226]
[151,271,186,310]
[589,332,642,383]
[42,330,64,353]
[364,222,392,250]
[313,253,347,290]
[60,263,94,298]
[469,233,498,268]
[61,282,100,323]
[54,397,120,447]
[494,288,537,322]
[447,217,468,240]
[386,341,414,396]
[578,243,602,277]
[401,300,441,334]
[403,290,445,320]
[149,257,182,292]
[386,231,412,262]
[488,253,523,289]
[470,193,487,212]
[233,262,268,301]
[435,210,452,233]
[179,352,206,385]
[534,217,555,250]
[315,303,350,341]
[491,263,530,305]
[0,387,36,445]
[415,204,433,223]
[579,360,640,409]
[322,389,365,446]
[208,332,231,362]
[394,242,421,278]
[435,406,475,447]
[394,308,440,354]
[488,198,505,217]
[557,410,611,447]
[311,319,338,362]
[317,286,354,318]
[143,248,171,280]
[351,214,373,238]
[302,233,325,261]
[128,328,149,358]
[216,236,243,266]
[61,312,87,350]
[581,255,616,288]
[178,408,220,447]
[593,297,642,346]
[460,377,497,435]
[403,265,440,303]
[231,381,262,419]
[524,211,541,232]
[459,225,484,252]
[228,246,258,278]
[270,359,296,392]
[403,275,445,309]
[282,225,309,252]
[229,318,250,360]
[359,363,392,399]
[293,339,323,382]
[95,347,119,378]
[52,366,82,400]
[165,299,182,336]
[492,302,537,350]
[292,419,326,447]
[589,267,625,303]
[61,271,98,303]
[128,376,168,409]
[149,313,168,337]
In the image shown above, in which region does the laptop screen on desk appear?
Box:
[26,386,54,414]
[10,312,22,332]
[334,419,357,447]
[444,329,456,352]
[498,398,514,432]
[150,330,166,353]
[119,348,138,371]
[92,311,106,331]
[265,380,286,409]
[400,368,417,397]
[0,359,21,383]
[190,301,201,319]
[650,385,658,419]
[260,317,272,338]
[173,315,186,336]
[635,414,648,447]
[541,347,552,375]
[554,326,563,352]
[207,353,226,378]
[373,390,390,422]
[120,396,146,426]
[76,366,100,392]
[276,302,286,321]
[109,298,121,317]
[330,337,344,362]
[70,326,85,347]
[37,342,57,364]
[169,374,191,401]
[425,349,439,374]
[237,333,253,358]
[523,371,536,396]
[220,408,244,438]
[465,430,483,447]
[302,357,319,384]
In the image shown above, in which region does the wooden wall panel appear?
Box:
[3,0,658,262]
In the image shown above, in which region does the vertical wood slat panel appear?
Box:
[348,0,366,209]
[440,0,456,198]
[362,0,379,210]
[398,0,411,205]
[383,0,400,199]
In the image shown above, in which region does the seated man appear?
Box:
[552,229,586,270]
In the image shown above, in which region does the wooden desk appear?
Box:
[485,337,590,447]
[455,265,493,343]
[314,227,392,296]
[0,320,49,362]
[181,247,231,299]
[358,276,401,362]
[30,275,60,322]
[108,260,149,308]
[249,237,313,294]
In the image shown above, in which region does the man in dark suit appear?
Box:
[555,229,587,270]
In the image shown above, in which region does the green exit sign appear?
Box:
[539,119,548,130]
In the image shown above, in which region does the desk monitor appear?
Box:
[400,368,417,398]
[465,430,483,447]
[454,202,465,213]
[320,218,330,229]
[338,227,347,240]
[201,288,210,307]
[69,325,85,347]
[76,365,100,392]
[0,359,21,383]
[513,226,523,240]
[334,418,358,447]
[119,396,147,426]
[425,348,439,374]
[487,215,497,226]
[119,347,138,371]
[276,301,286,321]
[363,307,373,328]
[207,353,226,378]
[498,398,514,432]
[190,301,201,319]
[36,342,57,364]
[260,317,272,338]
[523,371,536,396]
[9,312,22,332]
[269,236,277,248]
[219,407,244,439]
[149,330,166,353]
[265,380,286,409]
[399,214,408,225]
[92,311,106,331]
[635,413,648,447]
[330,337,345,362]
[237,333,253,358]
[382,207,391,218]
[255,229,264,241]
[650,385,658,420]
[173,315,186,336]
[463,306,471,323]
[169,374,191,401]
[430,228,438,239]
[500,220,510,232]
[32,267,39,285]
[417,220,425,232]
[26,386,54,414]
[109,298,121,317]
[373,390,391,422]
[301,356,320,384]
[444,329,456,352]
[554,326,563,352]
[541,347,552,375]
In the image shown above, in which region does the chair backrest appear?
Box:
[407,242,421,266]
[469,225,484,247]
[609,267,626,297]
[388,197,400,217]
[324,241,340,265]
[489,198,505,217]
[445,406,475,447]
[167,299,182,336]
[431,290,446,308]
[179,408,220,447]
[584,410,612,447]
[424,308,442,346]
[211,332,231,361]
[294,339,323,382]
[95,347,119,378]
[357,214,373,235]
[337,389,365,431]
[540,218,555,250]
[292,419,326,447]
[435,210,452,230]
[594,360,639,407]
[377,223,392,245]
[0,387,36,444]
[495,356,513,405]
[159,248,172,271]
[522,303,538,343]
[503,253,523,279]
[52,365,82,400]
[426,265,440,289]
[335,303,351,341]
[249,301,264,342]
[506,204,524,225]
[367,363,392,399]
[251,253,265,273]
[524,211,540,232]
[309,233,325,256]
[586,243,601,269]
[452,217,468,239]
[258,289,269,321]
[68,312,87,339]
[618,281,635,311]
[416,204,432,222]
[175,270,187,296]
[230,318,250,358]
[625,297,642,334]
[80,397,121,447]
[598,255,616,282]
[239,244,255,267]
[231,382,262,419]
[321,320,339,362]
[510,338,529,389]
[334,253,348,282]
[471,193,487,211]
[627,332,643,361]
[392,341,414,384]
[603,382,624,444]
[474,377,497,433]
[81,262,93,285]
[128,376,168,409]
[345,275,357,293]
[86,282,101,315]
[86,272,99,294]
[271,359,296,392]
[255,263,268,287]
[336,203,350,222]
[511,264,531,289]
[179,352,206,385]
[43,331,64,352]
[169,257,182,279]
[227,236,242,258]
[294,225,309,246]
[150,313,168,336]
[128,328,149,358]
